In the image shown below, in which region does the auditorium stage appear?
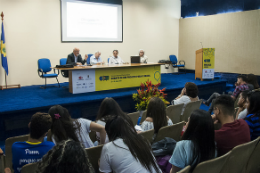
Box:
[0,73,227,140]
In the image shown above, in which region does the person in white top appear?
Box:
[90,51,104,65]
[139,97,173,133]
[236,90,249,119]
[95,97,126,144]
[139,49,148,63]
[172,82,199,115]
[99,115,162,173]
[109,50,124,65]
[48,105,106,148]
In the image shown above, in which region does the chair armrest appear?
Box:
[53,69,60,75]
[38,68,44,77]
[179,60,185,65]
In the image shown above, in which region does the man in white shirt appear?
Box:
[109,50,124,65]
[90,51,103,65]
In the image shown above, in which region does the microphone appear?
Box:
[200,42,203,49]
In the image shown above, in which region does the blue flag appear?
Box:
[1,22,8,75]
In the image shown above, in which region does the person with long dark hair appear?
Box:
[245,91,260,140]
[36,140,94,173]
[95,97,127,144]
[247,74,259,89]
[99,116,162,173]
[169,109,216,173]
[48,105,106,148]
[141,97,173,133]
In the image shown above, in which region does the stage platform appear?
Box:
[0,73,227,141]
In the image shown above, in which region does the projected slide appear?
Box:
[61,0,123,42]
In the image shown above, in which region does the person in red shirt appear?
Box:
[212,95,250,156]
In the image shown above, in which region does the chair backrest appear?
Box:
[246,137,260,173]
[138,129,155,143]
[182,100,202,122]
[38,58,52,73]
[166,104,184,124]
[87,54,93,64]
[5,134,29,170]
[127,112,140,125]
[107,57,110,63]
[140,111,147,124]
[153,121,185,143]
[85,145,103,172]
[169,55,177,64]
[21,162,38,173]
[60,58,67,65]
[89,130,97,143]
[0,155,5,173]
[192,151,231,173]
[220,138,259,173]
[177,165,191,173]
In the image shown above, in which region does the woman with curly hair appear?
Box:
[36,140,94,173]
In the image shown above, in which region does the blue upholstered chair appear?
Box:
[59,58,68,78]
[87,54,93,65]
[108,57,110,63]
[37,58,60,89]
[169,55,186,74]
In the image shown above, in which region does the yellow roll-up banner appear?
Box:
[95,65,161,91]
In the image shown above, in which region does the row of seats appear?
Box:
[178,137,260,173]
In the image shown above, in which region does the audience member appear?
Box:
[244,91,260,140]
[247,73,259,89]
[204,75,249,113]
[36,140,94,173]
[169,109,216,173]
[109,50,124,65]
[172,82,199,114]
[95,97,130,144]
[141,97,173,133]
[213,95,250,156]
[99,116,161,173]
[12,112,54,173]
[236,90,249,119]
[48,105,106,148]
[138,49,148,63]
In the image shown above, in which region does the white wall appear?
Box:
[179,9,260,75]
[0,0,181,86]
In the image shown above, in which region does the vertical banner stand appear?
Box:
[0,12,20,90]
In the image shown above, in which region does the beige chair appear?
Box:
[192,151,231,173]
[153,121,185,143]
[127,112,140,125]
[0,155,5,173]
[140,111,147,124]
[220,138,259,173]
[85,145,103,172]
[166,104,184,124]
[138,129,154,143]
[245,137,260,173]
[5,134,29,171]
[21,162,38,173]
[182,100,202,122]
[177,165,191,173]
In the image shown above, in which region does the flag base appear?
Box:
[0,84,21,90]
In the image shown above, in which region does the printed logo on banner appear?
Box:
[78,76,83,80]
[99,76,109,81]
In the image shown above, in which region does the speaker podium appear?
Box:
[195,48,215,81]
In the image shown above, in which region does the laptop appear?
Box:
[131,56,140,63]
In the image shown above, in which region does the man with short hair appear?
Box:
[66,48,88,66]
[90,51,103,65]
[212,95,250,156]
[12,113,54,173]
[204,75,249,113]
[109,50,124,65]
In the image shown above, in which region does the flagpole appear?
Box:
[0,12,20,90]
